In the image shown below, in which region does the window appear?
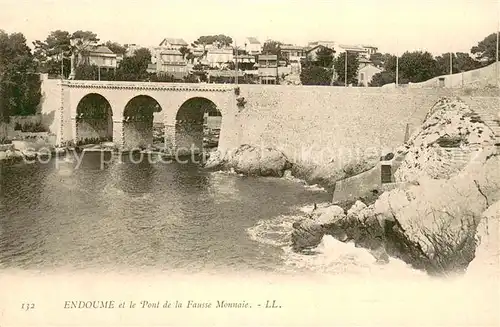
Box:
[360,72,365,81]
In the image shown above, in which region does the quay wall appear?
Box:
[226,85,453,165]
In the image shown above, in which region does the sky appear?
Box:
[0,0,499,55]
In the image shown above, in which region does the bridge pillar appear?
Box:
[164,124,176,152]
[112,119,125,149]
[70,117,77,144]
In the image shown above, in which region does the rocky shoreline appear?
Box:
[203,96,499,277]
[290,97,499,276]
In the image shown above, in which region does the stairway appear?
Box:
[461,97,500,146]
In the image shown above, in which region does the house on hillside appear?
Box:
[362,45,378,57]
[307,40,336,49]
[85,45,118,69]
[205,46,234,68]
[336,44,378,60]
[154,48,188,80]
[234,54,256,70]
[258,54,278,84]
[159,38,189,50]
[244,37,262,55]
[281,44,307,74]
[306,44,336,62]
[358,60,382,87]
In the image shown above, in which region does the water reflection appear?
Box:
[0,153,331,272]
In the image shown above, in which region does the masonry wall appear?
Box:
[123,122,153,149]
[408,62,500,89]
[38,77,62,144]
[175,123,203,153]
[225,85,450,165]
[76,119,112,142]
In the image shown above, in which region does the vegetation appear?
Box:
[76,136,112,146]
[333,52,359,85]
[300,64,332,85]
[0,30,41,122]
[471,32,500,65]
[14,121,47,132]
[192,35,233,49]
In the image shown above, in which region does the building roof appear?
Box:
[207,48,233,54]
[338,44,367,52]
[89,45,115,54]
[160,38,188,47]
[208,70,244,77]
[362,45,378,49]
[160,49,182,55]
[246,37,260,44]
[359,63,382,72]
[258,54,277,60]
[306,44,335,54]
[281,44,305,51]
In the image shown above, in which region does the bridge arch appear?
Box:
[123,95,163,149]
[75,93,113,145]
[174,97,222,155]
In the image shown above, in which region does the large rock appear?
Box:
[291,205,346,252]
[291,148,500,275]
[290,96,500,275]
[202,144,291,177]
[395,97,497,182]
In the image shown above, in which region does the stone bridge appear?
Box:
[55,79,238,150]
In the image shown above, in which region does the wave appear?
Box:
[247,210,427,278]
[210,169,244,177]
[247,214,300,247]
[282,170,327,192]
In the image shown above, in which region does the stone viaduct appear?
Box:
[43,78,238,150]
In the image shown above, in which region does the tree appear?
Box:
[178,46,192,61]
[370,52,392,68]
[193,35,233,49]
[333,52,359,85]
[0,30,41,120]
[398,51,439,83]
[369,71,396,87]
[262,40,285,61]
[33,30,72,77]
[115,48,151,81]
[74,63,99,80]
[314,46,334,68]
[471,32,499,65]
[436,52,481,75]
[300,64,332,85]
[70,30,99,63]
[105,41,126,55]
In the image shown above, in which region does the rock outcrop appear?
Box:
[292,97,500,276]
[395,97,496,182]
[203,144,291,177]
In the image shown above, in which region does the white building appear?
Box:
[85,45,118,68]
[243,37,262,55]
[159,38,189,50]
[358,60,382,87]
[205,46,234,68]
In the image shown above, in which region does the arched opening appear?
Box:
[123,95,162,149]
[76,93,113,146]
[175,97,222,155]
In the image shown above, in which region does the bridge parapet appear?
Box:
[61,80,236,93]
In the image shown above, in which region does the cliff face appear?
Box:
[395,97,496,182]
[292,97,500,276]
